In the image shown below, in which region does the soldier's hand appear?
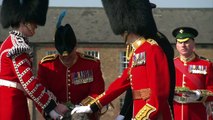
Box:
[115,115,125,120]
[49,110,63,120]
[60,111,72,120]
[55,103,69,115]
[71,106,92,115]
[185,90,201,101]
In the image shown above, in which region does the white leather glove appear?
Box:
[115,115,125,120]
[185,90,201,101]
[71,106,92,115]
[49,110,63,120]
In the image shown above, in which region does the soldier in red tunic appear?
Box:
[173,27,213,120]
[37,23,105,120]
[115,3,176,120]
[71,0,175,119]
[0,0,68,120]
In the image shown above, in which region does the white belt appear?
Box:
[0,79,24,92]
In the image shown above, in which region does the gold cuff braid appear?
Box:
[80,96,96,106]
[134,104,156,120]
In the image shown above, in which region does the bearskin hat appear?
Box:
[0,0,49,28]
[101,0,157,37]
[55,24,77,56]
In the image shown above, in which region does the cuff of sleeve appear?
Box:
[116,115,125,120]
[81,96,95,106]
[49,110,60,119]
[90,103,100,113]
[44,99,57,114]
[135,104,156,120]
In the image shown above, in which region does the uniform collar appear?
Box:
[180,52,196,63]
[59,52,78,68]
[126,37,146,60]
[9,30,29,44]
[131,37,146,50]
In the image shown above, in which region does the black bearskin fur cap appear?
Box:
[1,0,49,28]
[101,0,157,37]
[55,24,77,56]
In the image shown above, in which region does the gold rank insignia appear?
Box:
[40,54,58,63]
[188,65,207,75]
[133,52,146,67]
[71,70,94,85]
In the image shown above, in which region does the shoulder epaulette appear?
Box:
[7,34,31,57]
[199,56,211,62]
[79,53,98,62]
[147,39,158,45]
[41,54,58,63]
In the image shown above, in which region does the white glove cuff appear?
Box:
[49,110,60,119]
[115,115,125,120]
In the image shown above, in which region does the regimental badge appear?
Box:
[71,70,94,85]
[180,29,184,33]
[188,65,207,75]
[133,52,146,67]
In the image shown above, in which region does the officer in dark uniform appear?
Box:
[173,27,213,120]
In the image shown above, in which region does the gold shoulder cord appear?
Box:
[126,44,133,60]
[126,37,146,60]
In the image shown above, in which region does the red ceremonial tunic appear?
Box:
[0,31,57,120]
[174,54,213,120]
[92,38,172,120]
[37,52,105,119]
